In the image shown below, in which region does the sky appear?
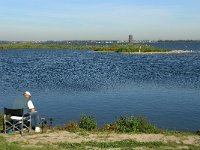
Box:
[0,0,200,41]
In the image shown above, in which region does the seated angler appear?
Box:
[23,91,41,132]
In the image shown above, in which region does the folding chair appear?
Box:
[3,107,31,135]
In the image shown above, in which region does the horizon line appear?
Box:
[1,39,200,42]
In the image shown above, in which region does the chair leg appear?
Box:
[29,116,32,133]
[21,121,23,136]
[3,115,6,134]
[27,122,31,133]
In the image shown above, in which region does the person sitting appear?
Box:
[23,91,41,132]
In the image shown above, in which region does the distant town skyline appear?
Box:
[0,0,200,41]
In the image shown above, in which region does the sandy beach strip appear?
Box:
[122,50,193,54]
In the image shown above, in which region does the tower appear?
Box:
[128,34,133,43]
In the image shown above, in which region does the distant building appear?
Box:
[128,34,134,43]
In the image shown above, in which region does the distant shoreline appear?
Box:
[0,44,194,54]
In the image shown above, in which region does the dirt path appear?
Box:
[2,131,200,148]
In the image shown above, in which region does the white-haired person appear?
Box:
[23,91,41,132]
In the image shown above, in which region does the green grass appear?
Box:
[0,43,169,53]
[61,120,79,132]
[53,114,97,132]
[103,115,161,133]
[94,44,169,53]
[1,136,200,150]
[52,115,161,133]
[56,140,200,150]
[0,142,56,150]
[79,114,97,131]
[0,135,56,150]
[45,114,198,136]
[57,140,165,149]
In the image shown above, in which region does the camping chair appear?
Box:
[3,107,31,135]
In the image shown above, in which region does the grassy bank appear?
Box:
[53,115,162,134]
[1,114,200,149]
[2,136,200,150]
[0,43,169,53]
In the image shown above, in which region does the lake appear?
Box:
[0,42,200,132]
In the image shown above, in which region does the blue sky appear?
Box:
[0,0,200,41]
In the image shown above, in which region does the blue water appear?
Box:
[0,42,200,132]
